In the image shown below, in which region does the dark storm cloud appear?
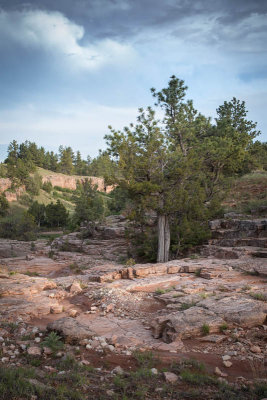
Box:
[1,0,266,42]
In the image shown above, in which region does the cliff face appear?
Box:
[42,174,113,193]
[0,178,26,202]
[0,173,113,202]
[0,178,12,192]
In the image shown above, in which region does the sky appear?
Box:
[0,0,266,159]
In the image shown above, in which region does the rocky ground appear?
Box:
[0,215,266,399]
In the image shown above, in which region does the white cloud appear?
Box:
[0,102,139,157]
[0,9,135,70]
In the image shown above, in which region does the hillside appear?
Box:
[0,167,113,206]
[223,171,267,216]
[37,167,113,193]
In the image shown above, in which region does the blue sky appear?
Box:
[0,0,266,159]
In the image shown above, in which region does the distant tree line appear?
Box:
[0,141,118,186]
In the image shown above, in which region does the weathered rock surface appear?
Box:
[47,317,94,343]
[0,214,266,375]
[151,307,225,341]
[198,295,267,327]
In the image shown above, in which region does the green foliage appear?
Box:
[125,258,135,267]
[155,288,165,295]
[0,208,37,241]
[42,181,53,193]
[108,186,130,214]
[0,163,7,177]
[249,292,266,301]
[219,323,228,332]
[45,200,68,227]
[180,369,218,386]
[18,193,33,207]
[201,323,210,336]
[194,268,202,277]
[25,173,42,195]
[0,194,9,217]
[58,146,74,175]
[28,201,46,227]
[42,331,64,352]
[73,179,104,225]
[106,76,258,262]
[0,365,84,400]
[132,351,156,369]
[180,301,197,310]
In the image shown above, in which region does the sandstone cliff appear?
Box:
[0,171,113,202]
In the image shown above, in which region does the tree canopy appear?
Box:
[105,75,260,262]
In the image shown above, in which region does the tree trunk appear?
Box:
[157,214,170,263]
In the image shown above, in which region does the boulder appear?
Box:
[47,317,94,343]
[151,307,225,342]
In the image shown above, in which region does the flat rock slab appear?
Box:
[77,315,165,349]
[198,295,267,327]
[198,335,227,343]
[0,275,56,297]
[151,307,225,341]
[0,295,58,321]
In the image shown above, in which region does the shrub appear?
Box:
[42,181,53,193]
[25,173,42,195]
[0,194,9,217]
[194,268,202,277]
[155,288,165,295]
[180,302,197,310]
[0,209,37,241]
[219,323,228,332]
[250,292,266,301]
[125,258,135,267]
[41,331,64,352]
[201,323,210,336]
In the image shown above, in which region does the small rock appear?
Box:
[81,359,90,366]
[43,346,53,355]
[222,355,231,361]
[69,281,82,294]
[106,390,115,396]
[34,337,41,343]
[27,346,42,356]
[106,304,114,313]
[250,345,261,354]
[151,368,158,375]
[69,309,78,318]
[112,366,124,375]
[163,372,178,383]
[223,361,232,368]
[107,345,115,352]
[50,305,63,314]
[215,367,228,377]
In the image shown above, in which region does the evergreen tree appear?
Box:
[59,146,74,175]
[45,200,68,227]
[106,76,260,262]
[0,194,9,217]
[74,179,104,225]
[28,201,46,227]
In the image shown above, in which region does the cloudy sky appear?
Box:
[0,0,266,158]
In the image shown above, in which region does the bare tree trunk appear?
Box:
[157,214,170,263]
